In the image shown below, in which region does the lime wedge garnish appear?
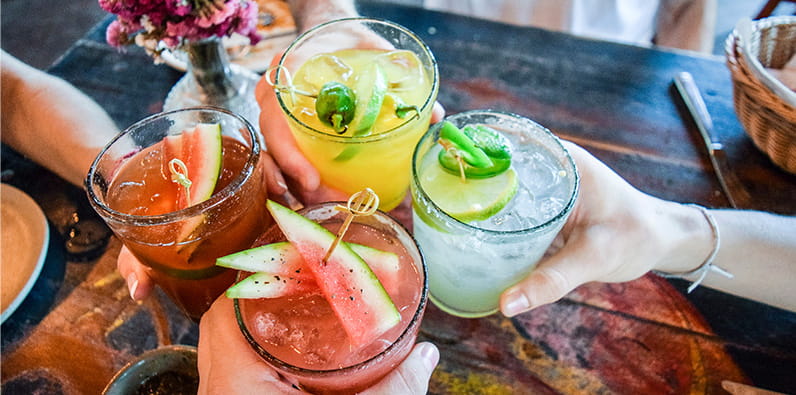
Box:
[348,63,387,136]
[420,159,519,222]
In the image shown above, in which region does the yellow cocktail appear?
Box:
[275,18,438,210]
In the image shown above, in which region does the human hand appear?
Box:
[197,296,439,394]
[500,141,713,316]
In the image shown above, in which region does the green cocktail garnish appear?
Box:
[386,93,420,120]
[438,123,512,179]
[316,82,356,134]
[426,120,518,222]
[438,121,493,169]
[437,121,513,180]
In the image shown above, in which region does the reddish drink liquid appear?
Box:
[106,136,270,320]
[236,204,427,394]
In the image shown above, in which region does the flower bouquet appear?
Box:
[101,0,261,58]
[99,0,264,129]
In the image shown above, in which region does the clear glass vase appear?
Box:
[163,38,260,131]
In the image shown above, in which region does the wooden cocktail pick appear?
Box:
[438,139,468,183]
[169,158,192,205]
[322,188,380,263]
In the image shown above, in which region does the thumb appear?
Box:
[363,342,439,394]
[500,239,595,317]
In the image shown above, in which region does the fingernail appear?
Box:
[276,179,288,194]
[418,343,439,370]
[502,288,530,317]
[127,273,139,301]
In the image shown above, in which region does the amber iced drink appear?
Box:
[223,200,427,394]
[272,17,439,210]
[86,107,270,321]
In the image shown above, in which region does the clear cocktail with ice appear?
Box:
[410,110,579,318]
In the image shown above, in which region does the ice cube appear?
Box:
[254,312,288,346]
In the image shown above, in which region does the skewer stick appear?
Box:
[322,188,379,263]
[169,158,192,205]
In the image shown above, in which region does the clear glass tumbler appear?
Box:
[410,110,579,318]
[235,202,428,394]
[86,106,270,321]
[273,17,439,210]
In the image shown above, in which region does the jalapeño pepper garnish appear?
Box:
[437,121,513,179]
[315,82,356,134]
[386,93,420,120]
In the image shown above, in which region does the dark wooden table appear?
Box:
[3,2,795,394]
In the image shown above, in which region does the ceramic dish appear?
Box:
[1,183,49,323]
[103,345,199,395]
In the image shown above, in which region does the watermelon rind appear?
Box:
[265,200,401,347]
[216,241,399,282]
[226,272,317,299]
[163,123,222,249]
[216,242,306,274]
[185,123,223,205]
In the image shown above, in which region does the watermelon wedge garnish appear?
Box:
[163,123,223,209]
[217,241,401,297]
[162,123,222,246]
[226,272,319,299]
[265,200,401,348]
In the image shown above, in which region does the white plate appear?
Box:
[160,29,297,74]
[1,183,49,323]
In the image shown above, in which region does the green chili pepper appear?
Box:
[386,93,420,120]
[315,82,356,134]
[438,121,493,168]
[437,123,513,178]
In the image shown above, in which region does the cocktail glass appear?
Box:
[86,106,270,321]
[273,17,439,211]
[234,202,428,394]
[410,110,579,318]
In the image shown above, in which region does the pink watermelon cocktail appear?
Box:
[234,202,428,394]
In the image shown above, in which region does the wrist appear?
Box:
[652,202,715,275]
[654,203,733,292]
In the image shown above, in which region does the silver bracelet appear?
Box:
[655,204,733,293]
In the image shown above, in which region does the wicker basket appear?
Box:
[725,16,796,174]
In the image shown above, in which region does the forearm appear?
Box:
[286,0,358,33]
[704,210,796,311]
[2,53,119,186]
[655,206,796,311]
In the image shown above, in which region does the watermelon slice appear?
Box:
[162,123,223,246]
[217,241,401,297]
[163,123,223,209]
[265,200,401,347]
[226,272,318,299]
[217,242,307,275]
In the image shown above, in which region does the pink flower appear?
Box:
[166,0,192,16]
[101,0,260,50]
[105,19,125,47]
